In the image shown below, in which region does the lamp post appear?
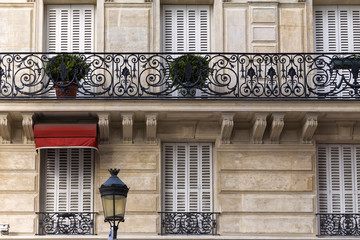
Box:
[99,169,129,240]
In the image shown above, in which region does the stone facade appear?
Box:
[0,0,358,240]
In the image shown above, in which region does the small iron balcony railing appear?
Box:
[0,52,359,99]
[317,213,360,236]
[36,212,97,235]
[159,212,220,235]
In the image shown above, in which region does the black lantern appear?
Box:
[99,169,129,240]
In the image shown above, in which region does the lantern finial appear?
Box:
[109,168,120,177]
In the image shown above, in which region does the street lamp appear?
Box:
[99,169,129,240]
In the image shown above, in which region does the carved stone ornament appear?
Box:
[251,113,268,144]
[122,113,134,144]
[269,113,285,144]
[0,113,11,144]
[98,113,110,144]
[301,113,318,144]
[220,113,234,144]
[146,113,157,144]
[22,112,34,144]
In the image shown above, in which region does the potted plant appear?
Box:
[330,54,360,70]
[169,54,210,96]
[45,54,89,98]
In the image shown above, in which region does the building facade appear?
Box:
[0,0,360,239]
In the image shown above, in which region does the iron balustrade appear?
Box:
[159,212,219,235]
[36,212,97,235]
[317,213,360,236]
[0,52,360,99]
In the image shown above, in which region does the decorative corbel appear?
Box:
[21,112,34,144]
[251,113,268,144]
[98,113,110,144]
[122,113,134,144]
[146,113,157,144]
[302,113,318,144]
[269,113,285,144]
[220,113,234,144]
[0,113,11,144]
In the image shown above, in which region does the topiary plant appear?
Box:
[169,54,210,89]
[45,54,89,84]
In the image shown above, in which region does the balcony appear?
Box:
[0,52,359,99]
[317,213,360,236]
[159,212,220,235]
[36,212,97,235]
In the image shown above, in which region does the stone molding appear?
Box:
[269,113,285,144]
[302,113,318,144]
[145,113,157,144]
[220,113,234,144]
[0,113,11,144]
[21,112,34,144]
[251,113,268,144]
[122,113,134,144]
[98,113,110,144]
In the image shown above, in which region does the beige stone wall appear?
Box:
[216,144,316,235]
[0,145,38,235]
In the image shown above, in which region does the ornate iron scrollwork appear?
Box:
[0,52,359,99]
[160,212,219,235]
[318,213,360,236]
[36,212,97,235]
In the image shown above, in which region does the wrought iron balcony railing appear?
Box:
[317,213,360,236]
[0,52,359,99]
[36,212,97,235]
[159,212,220,235]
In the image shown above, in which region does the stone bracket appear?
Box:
[0,113,11,144]
[22,112,34,144]
[98,113,110,144]
[122,113,134,144]
[269,113,285,144]
[251,113,268,144]
[220,113,234,144]
[146,113,157,144]
[302,113,318,144]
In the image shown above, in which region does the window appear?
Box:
[161,143,217,235]
[314,6,360,53]
[313,6,360,97]
[46,5,94,52]
[162,5,210,52]
[317,144,360,236]
[38,148,95,235]
[41,148,94,212]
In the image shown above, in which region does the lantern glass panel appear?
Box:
[101,195,127,220]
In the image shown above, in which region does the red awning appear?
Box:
[34,124,98,150]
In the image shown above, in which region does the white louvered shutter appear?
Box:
[317,144,360,213]
[200,143,212,211]
[43,149,94,212]
[356,146,360,213]
[163,143,212,212]
[162,5,210,52]
[317,145,329,213]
